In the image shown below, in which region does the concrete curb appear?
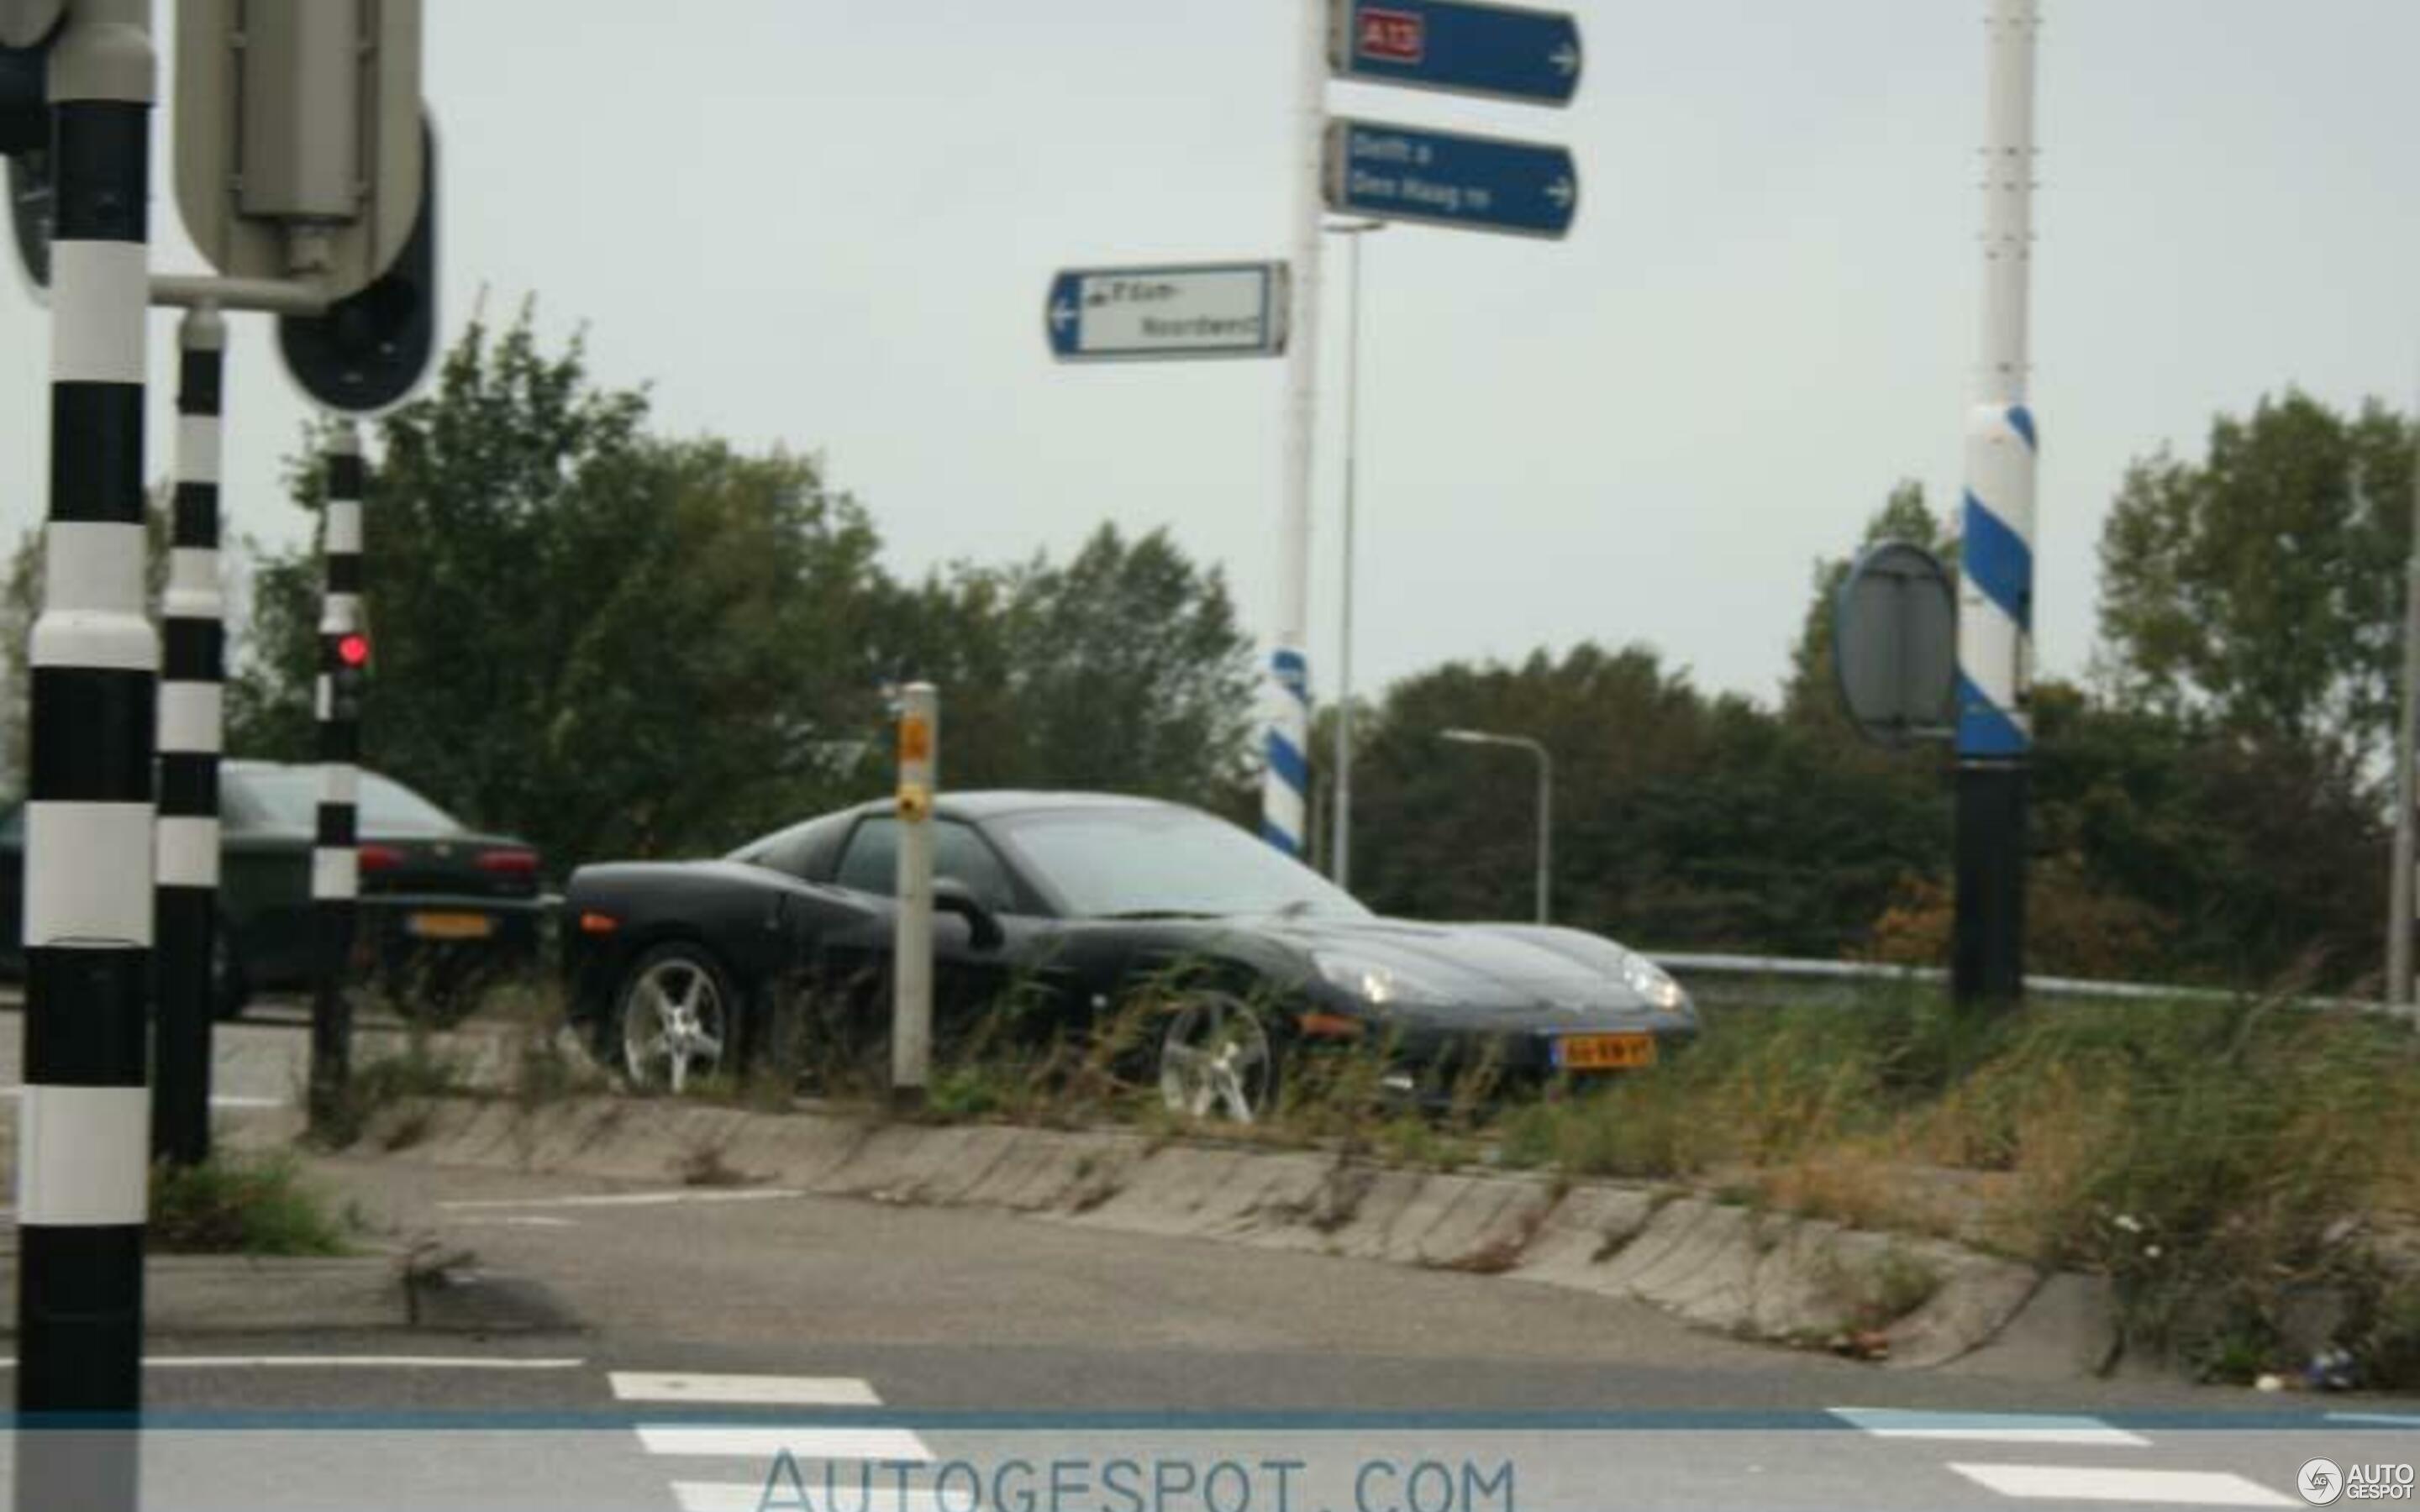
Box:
[355,1095,2077,1373]
[0,1249,564,1336]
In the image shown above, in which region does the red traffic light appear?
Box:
[336,633,371,669]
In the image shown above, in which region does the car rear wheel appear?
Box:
[1157,990,1279,1124]
[618,943,737,1095]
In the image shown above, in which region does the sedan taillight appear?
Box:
[358,843,405,872]
[478,848,539,876]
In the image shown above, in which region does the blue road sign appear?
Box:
[1328,0,1581,107]
[1045,261,1288,363]
[1323,119,1577,239]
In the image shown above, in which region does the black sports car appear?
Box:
[565,791,1697,1116]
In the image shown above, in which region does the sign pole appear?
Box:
[16,3,154,1507]
[1950,0,2040,1011]
[1262,0,1325,859]
[307,423,365,1134]
[153,302,227,1167]
[892,683,938,1108]
[2391,386,2420,1011]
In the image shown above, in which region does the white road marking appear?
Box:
[0,1355,586,1370]
[613,1373,881,1405]
[1949,1464,2293,1505]
[2329,1411,2420,1425]
[438,1189,802,1212]
[452,1215,579,1230]
[1831,1407,2149,1446]
[675,1483,947,1512]
[638,1426,933,1463]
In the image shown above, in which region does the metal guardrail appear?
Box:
[1651,950,2411,1019]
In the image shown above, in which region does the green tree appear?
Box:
[2097,391,2416,758]
[233,312,892,865]
[871,525,1256,811]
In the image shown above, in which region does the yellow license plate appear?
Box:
[1555,1032,1657,1071]
[408,911,494,941]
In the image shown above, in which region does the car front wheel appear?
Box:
[618,942,738,1095]
[1157,990,1280,1124]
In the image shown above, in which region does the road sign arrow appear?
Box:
[1549,41,1579,76]
[1050,300,1076,333]
[1545,176,1574,209]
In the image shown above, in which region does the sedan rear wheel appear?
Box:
[618,943,736,1095]
[1158,991,1278,1124]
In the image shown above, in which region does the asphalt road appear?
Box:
[2,1010,2417,1509]
[67,1154,2409,1511]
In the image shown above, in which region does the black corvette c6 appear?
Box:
[563,790,1697,1116]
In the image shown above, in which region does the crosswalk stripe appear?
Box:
[639,1426,934,1462]
[1831,1408,2147,1446]
[673,1482,950,1512]
[1949,1464,2293,1505]
[613,1373,881,1405]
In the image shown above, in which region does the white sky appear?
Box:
[3,1,2416,710]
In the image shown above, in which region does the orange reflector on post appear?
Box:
[577,911,619,935]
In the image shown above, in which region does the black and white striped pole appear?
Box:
[153,302,225,1168]
[307,423,366,1134]
[16,0,154,1502]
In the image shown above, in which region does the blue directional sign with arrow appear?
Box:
[1328,0,1581,107]
[1323,118,1577,239]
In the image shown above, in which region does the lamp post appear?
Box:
[1441,728,1553,925]
[1325,218,1384,895]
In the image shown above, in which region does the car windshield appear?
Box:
[235,769,465,836]
[989,804,1370,920]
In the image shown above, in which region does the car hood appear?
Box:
[1253,914,1682,1021]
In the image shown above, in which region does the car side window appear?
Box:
[834,818,1020,914]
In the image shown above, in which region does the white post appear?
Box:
[1260,0,1326,858]
[2392,401,2420,1009]
[892,682,938,1105]
[1334,226,1362,891]
[1950,0,2040,1005]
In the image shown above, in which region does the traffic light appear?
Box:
[2,23,53,296]
[326,632,369,722]
[277,119,436,414]
[0,40,42,155]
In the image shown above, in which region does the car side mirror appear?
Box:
[934,876,1005,952]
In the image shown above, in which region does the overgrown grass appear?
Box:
[1494,986,2420,1382]
[150,1152,351,1256]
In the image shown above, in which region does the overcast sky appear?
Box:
[3,1,2416,713]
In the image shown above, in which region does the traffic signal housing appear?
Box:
[277,119,436,414]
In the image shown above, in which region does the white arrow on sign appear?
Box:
[1550,43,1579,77]
[1050,300,1077,333]
[1545,177,1575,209]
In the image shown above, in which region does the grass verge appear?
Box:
[150,1152,351,1256]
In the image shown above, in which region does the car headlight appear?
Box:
[1314,953,1449,1007]
[1619,952,1691,1014]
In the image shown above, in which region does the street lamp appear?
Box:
[1325,217,1385,895]
[1440,728,1553,925]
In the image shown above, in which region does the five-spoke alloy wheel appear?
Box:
[1157,990,1278,1123]
[618,943,736,1095]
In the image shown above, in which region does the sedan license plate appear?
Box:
[1554,1032,1656,1072]
[407,911,494,942]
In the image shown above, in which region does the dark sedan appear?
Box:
[0,761,549,1020]
[563,791,1697,1116]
